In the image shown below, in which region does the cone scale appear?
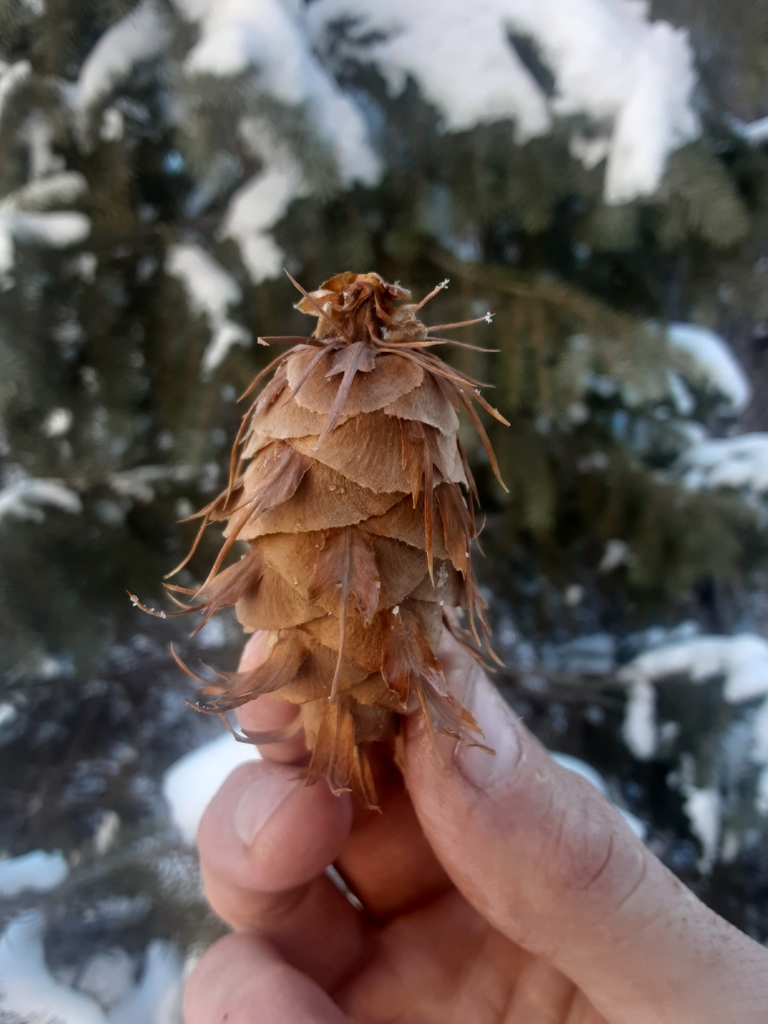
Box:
[152,272,508,807]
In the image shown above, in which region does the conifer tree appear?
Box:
[2,0,768,990]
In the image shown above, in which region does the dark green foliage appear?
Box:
[2,0,768,960]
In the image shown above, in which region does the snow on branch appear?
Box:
[0,913,107,1024]
[619,632,768,858]
[218,126,308,283]
[0,60,31,124]
[622,633,768,705]
[0,475,82,524]
[0,911,183,1024]
[74,0,171,120]
[676,434,768,497]
[0,211,91,276]
[173,0,380,281]
[307,0,700,204]
[667,323,751,414]
[0,851,69,897]
[620,631,768,795]
[108,463,193,503]
[727,114,768,147]
[175,0,380,189]
[0,86,91,277]
[0,172,88,213]
[165,243,252,375]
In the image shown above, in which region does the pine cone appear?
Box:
[160,272,507,807]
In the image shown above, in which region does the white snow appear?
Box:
[75,0,171,115]
[108,464,191,503]
[308,0,699,204]
[599,538,630,573]
[0,211,91,275]
[107,941,182,1024]
[0,702,17,727]
[100,107,125,143]
[623,634,768,704]
[165,242,252,374]
[1,172,88,212]
[163,0,701,277]
[172,0,378,282]
[0,61,31,123]
[72,251,98,283]
[667,322,751,413]
[0,475,82,523]
[569,132,611,170]
[200,320,251,375]
[728,114,768,147]
[621,633,768,819]
[5,210,91,247]
[0,912,107,1024]
[77,949,135,1014]
[622,675,657,759]
[93,811,121,856]
[18,112,66,179]
[194,616,228,649]
[751,697,768,767]
[676,433,768,497]
[166,243,240,318]
[0,913,183,1024]
[163,732,261,845]
[667,371,695,416]
[683,785,721,871]
[601,17,698,203]
[551,752,646,838]
[0,83,90,279]
[218,139,305,282]
[0,850,69,896]
[756,763,768,815]
[42,406,74,438]
[177,0,379,189]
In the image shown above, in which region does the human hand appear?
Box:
[184,629,768,1023]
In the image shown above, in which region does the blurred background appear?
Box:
[2,0,768,1018]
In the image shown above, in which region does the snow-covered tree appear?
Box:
[2,0,768,1005]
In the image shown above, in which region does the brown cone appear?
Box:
[161,272,508,807]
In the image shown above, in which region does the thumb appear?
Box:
[404,632,768,1024]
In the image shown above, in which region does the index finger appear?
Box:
[198,757,363,989]
[235,632,306,764]
[231,632,452,921]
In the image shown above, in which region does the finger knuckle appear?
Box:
[541,782,625,903]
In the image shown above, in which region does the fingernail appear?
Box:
[456,676,520,792]
[239,630,271,671]
[234,770,295,846]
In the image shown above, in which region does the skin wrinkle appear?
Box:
[542,792,616,897]
[205,871,309,926]
[437,756,562,957]
[562,989,607,1024]
[472,712,526,794]
[336,927,422,1020]
[336,892,513,1023]
[604,850,648,922]
[411,667,767,1022]
[443,722,653,965]
[444,925,512,1024]
[500,958,576,1024]
[579,858,665,965]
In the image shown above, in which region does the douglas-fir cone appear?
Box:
[145,272,508,807]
